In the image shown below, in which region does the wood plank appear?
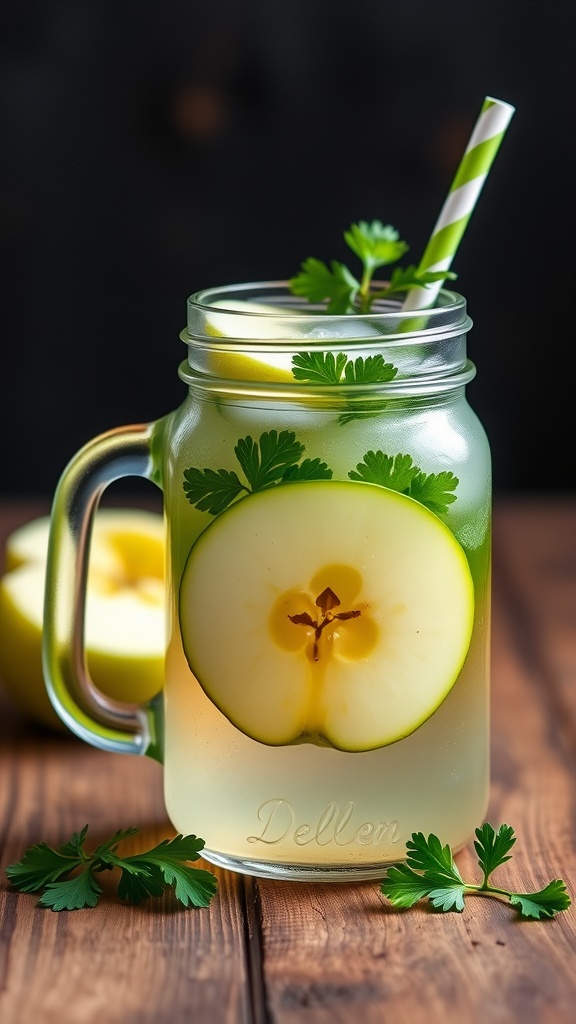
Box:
[252,532,576,1024]
[2,500,575,1023]
[0,701,255,1024]
[494,498,576,739]
[0,499,255,1024]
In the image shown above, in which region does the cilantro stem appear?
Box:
[381,825,570,920]
[359,267,373,312]
[289,219,457,314]
[466,884,512,897]
[463,884,519,907]
[370,285,398,303]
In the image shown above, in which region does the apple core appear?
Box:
[269,572,378,664]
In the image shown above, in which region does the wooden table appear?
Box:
[0,498,575,1024]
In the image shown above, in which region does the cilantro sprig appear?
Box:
[381,824,571,920]
[289,219,456,314]
[183,433,460,519]
[5,826,217,911]
[183,429,332,515]
[349,451,458,515]
[291,352,397,387]
[291,352,398,425]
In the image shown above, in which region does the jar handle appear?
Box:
[42,423,163,760]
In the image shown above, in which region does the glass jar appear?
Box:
[44,283,490,881]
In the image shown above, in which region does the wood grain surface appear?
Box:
[0,499,575,1024]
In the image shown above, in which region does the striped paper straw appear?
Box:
[402,96,515,311]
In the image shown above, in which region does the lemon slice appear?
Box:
[179,481,474,752]
[198,299,297,382]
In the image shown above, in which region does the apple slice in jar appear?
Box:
[199,300,297,383]
[198,299,385,384]
[179,481,474,752]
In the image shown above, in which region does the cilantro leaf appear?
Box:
[289,257,359,314]
[162,863,217,908]
[343,220,409,272]
[292,351,349,385]
[39,871,102,912]
[183,430,333,516]
[5,840,84,892]
[290,219,456,312]
[6,827,217,912]
[292,352,398,391]
[348,452,459,514]
[380,863,437,908]
[427,886,467,913]
[57,824,90,858]
[405,832,465,889]
[90,826,141,863]
[127,834,206,864]
[286,354,397,425]
[343,355,398,384]
[474,823,516,884]
[235,430,304,491]
[381,825,571,920]
[380,835,466,913]
[183,467,247,515]
[385,265,457,296]
[119,835,217,908]
[4,843,78,892]
[282,458,333,481]
[509,881,572,920]
[408,471,459,515]
[338,361,401,420]
[348,451,418,494]
[116,865,166,904]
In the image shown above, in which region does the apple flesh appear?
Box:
[0,509,165,728]
[179,481,474,752]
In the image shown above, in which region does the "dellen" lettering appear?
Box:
[247,798,400,847]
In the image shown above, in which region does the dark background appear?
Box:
[1,1,574,498]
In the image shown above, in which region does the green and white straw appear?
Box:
[402,96,515,311]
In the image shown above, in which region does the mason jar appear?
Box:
[44,282,491,881]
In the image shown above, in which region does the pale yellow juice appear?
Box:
[164,619,488,870]
[40,280,491,882]
[160,388,491,878]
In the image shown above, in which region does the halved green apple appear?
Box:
[179,481,474,752]
[0,510,165,728]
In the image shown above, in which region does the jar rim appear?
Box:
[178,357,477,399]
[185,280,471,344]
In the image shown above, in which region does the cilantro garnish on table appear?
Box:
[5,826,217,911]
[381,824,571,919]
[289,219,456,314]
